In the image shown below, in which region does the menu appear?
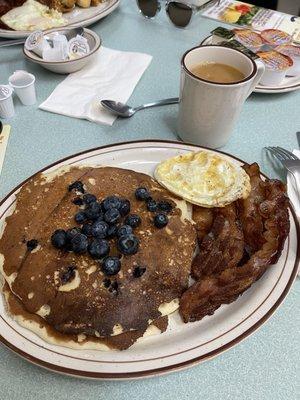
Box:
[0,125,10,176]
[201,0,300,43]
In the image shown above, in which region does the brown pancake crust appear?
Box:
[0,166,196,339]
[3,283,168,350]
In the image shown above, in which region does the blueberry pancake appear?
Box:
[0,166,196,350]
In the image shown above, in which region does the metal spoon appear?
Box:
[100,97,179,118]
[45,27,84,43]
[0,27,84,48]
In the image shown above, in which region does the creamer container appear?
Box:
[233,29,263,52]
[260,29,292,47]
[257,50,293,86]
[275,44,300,76]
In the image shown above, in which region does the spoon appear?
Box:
[100,97,179,118]
[0,27,84,48]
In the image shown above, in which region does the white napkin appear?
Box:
[287,150,300,276]
[39,47,152,125]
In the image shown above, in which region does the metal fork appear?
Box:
[265,146,300,202]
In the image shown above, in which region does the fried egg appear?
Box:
[1,0,66,31]
[154,151,251,208]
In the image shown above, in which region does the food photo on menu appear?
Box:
[0,0,299,399]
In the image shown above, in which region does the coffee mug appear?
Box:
[177,45,265,148]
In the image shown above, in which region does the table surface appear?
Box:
[0,2,299,399]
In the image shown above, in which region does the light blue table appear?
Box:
[0,2,299,399]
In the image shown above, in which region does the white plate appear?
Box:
[0,0,120,39]
[200,35,300,94]
[0,140,298,380]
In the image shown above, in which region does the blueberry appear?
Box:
[85,202,102,221]
[154,213,168,228]
[147,199,157,212]
[119,199,130,216]
[61,265,76,284]
[158,201,173,213]
[72,197,83,206]
[125,214,141,228]
[107,224,118,239]
[66,227,81,242]
[117,225,133,237]
[81,223,93,237]
[75,211,87,224]
[102,196,122,211]
[91,220,109,238]
[104,208,121,225]
[135,187,150,201]
[26,239,38,251]
[133,266,146,278]
[83,193,97,205]
[68,181,85,193]
[101,256,121,276]
[71,233,88,254]
[88,239,110,259]
[117,234,139,255]
[64,228,80,251]
[51,229,67,249]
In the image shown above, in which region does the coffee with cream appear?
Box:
[191,62,245,83]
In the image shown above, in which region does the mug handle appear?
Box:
[247,59,265,97]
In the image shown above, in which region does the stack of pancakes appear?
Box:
[0,166,196,350]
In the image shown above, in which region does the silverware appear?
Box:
[297,131,300,148]
[0,27,84,48]
[265,146,300,202]
[0,121,2,134]
[0,38,25,48]
[45,27,84,42]
[100,97,179,118]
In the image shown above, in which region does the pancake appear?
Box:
[3,283,168,350]
[0,166,196,349]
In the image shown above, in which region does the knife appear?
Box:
[297,131,300,148]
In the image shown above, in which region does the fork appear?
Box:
[265,146,300,203]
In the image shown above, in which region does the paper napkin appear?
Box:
[39,47,152,125]
[0,125,10,175]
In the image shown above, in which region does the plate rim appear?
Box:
[199,35,300,94]
[0,139,299,380]
[0,0,120,39]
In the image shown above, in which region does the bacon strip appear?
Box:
[192,204,244,280]
[180,165,289,323]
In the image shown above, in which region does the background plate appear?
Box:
[0,140,298,380]
[0,0,120,39]
[200,35,300,94]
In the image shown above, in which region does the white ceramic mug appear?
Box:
[177,45,265,148]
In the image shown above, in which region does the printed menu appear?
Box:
[201,0,300,43]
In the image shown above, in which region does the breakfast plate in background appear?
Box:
[0,0,120,39]
[0,140,298,380]
[200,35,300,94]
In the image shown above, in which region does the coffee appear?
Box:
[191,62,245,83]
